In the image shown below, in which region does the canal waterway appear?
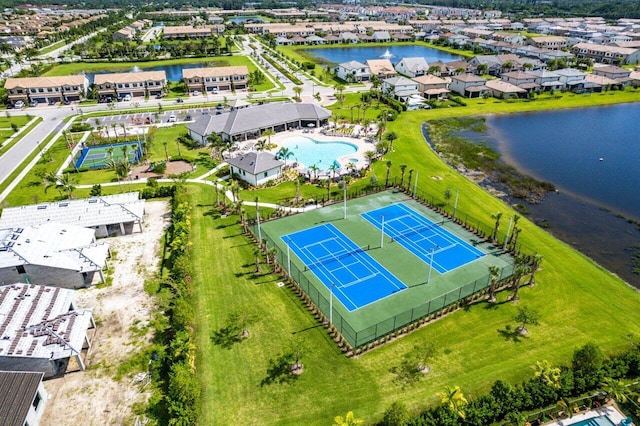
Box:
[480,103,640,288]
[304,45,462,66]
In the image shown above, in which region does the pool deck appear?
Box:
[542,402,629,426]
[233,125,377,177]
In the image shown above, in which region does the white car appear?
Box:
[168,114,177,123]
[14,100,24,108]
[123,94,132,102]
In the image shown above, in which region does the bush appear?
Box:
[70,123,93,132]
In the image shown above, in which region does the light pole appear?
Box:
[286,238,291,275]
[343,181,347,219]
[427,245,438,284]
[380,215,385,248]
[256,206,262,242]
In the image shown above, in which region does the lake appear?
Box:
[487,104,640,222]
[482,103,640,287]
[85,63,207,83]
[304,45,462,66]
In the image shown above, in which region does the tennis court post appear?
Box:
[329,283,335,326]
[453,190,459,219]
[286,238,291,275]
[380,215,385,248]
[343,181,347,219]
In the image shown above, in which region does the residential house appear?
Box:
[0,192,145,238]
[4,76,89,106]
[162,25,224,39]
[0,223,110,288]
[583,73,620,91]
[449,73,487,97]
[336,61,370,82]
[0,371,48,426]
[412,74,451,99]
[112,27,135,42]
[0,284,95,378]
[372,31,391,42]
[528,36,569,50]
[485,79,527,98]
[227,152,284,186]
[381,76,420,101]
[182,66,249,93]
[186,103,331,143]
[571,42,640,65]
[592,65,633,86]
[394,57,429,78]
[500,71,539,91]
[555,68,587,90]
[445,33,470,46]
[529,69,564,91]
[339,32,359,43]
[366,59,398,79]
[93,71,166,100]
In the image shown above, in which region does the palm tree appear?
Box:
[57,173,76,199]
[253,247,262,273]
[276,147,294,167]
[163,141,169,163]
[261,129,275,145]
[491,212,502,243]
[333,411,364,426]
[407,169,414,189]
[511,257,528,302]
[309,164,320,182]
[328,162,339,181]
[600,377,629,403]
[293,86,302,100]
[527,255,543,286]
[437,385,468,419]
[384,130,397,152]
[385,160,392,187]
[399,164,407,187]
[230,180,241,202]
[533,360,561,389]
[487,265,500,303]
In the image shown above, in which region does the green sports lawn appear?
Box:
[190,126,640,426]
[258,190,514,345]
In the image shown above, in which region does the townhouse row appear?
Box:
[4,65,249,105]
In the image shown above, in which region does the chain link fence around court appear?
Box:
[251,184,534,348]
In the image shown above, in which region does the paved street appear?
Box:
[0,35,365,202]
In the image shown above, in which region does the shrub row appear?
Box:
[379,342,640,426]
[150,184,200,425]
[262,53,303,85]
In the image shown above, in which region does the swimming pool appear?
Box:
[280,136,357,171]
[569,415,616,426]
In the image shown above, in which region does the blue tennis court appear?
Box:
[75,141,142,169]
[282,223,406,311]
[362,203,485,274]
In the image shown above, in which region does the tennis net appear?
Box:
[390,220,446,242]
[304,244,370,271]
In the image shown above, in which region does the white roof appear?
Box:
[0,223,109,272]
[0,193,144,230]
[0,284,93,362]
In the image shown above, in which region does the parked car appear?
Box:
[29,100,38,107]
[14,100,24,108]
[123,94,131,102]
[63,99,70,105]
[211,88,218,94]
[185,114,192,121]
[216,103,224,110]
[176,97,184,103]
[155,94,163,99]
[168,114,177,123]
[48,99,56,106]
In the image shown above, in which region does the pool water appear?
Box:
[280,136,357,171]
[569,416,616,426]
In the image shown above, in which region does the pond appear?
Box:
[85,63,210,83]
[303,45,463,66]
[486,103,640,222]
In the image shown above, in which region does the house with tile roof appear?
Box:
[366,59,397,79]
[93,71,166,100]
[182,66,249,93]
[394,57,429,78]
[4,76,89,106]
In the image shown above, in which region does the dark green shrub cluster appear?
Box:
[140,184,176,199]
[379,342,640,426]
[70,123,93,132]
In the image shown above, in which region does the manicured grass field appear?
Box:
[190,167,640,424]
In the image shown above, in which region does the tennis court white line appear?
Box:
[339,272,379,289]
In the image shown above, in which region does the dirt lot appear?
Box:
[41,200,170,426]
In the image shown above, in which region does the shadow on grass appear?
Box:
[292,324,325,335]
[259,355,298,387]
[211,325,245,350]
[498,324,526,343]
[483,299,510,311]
